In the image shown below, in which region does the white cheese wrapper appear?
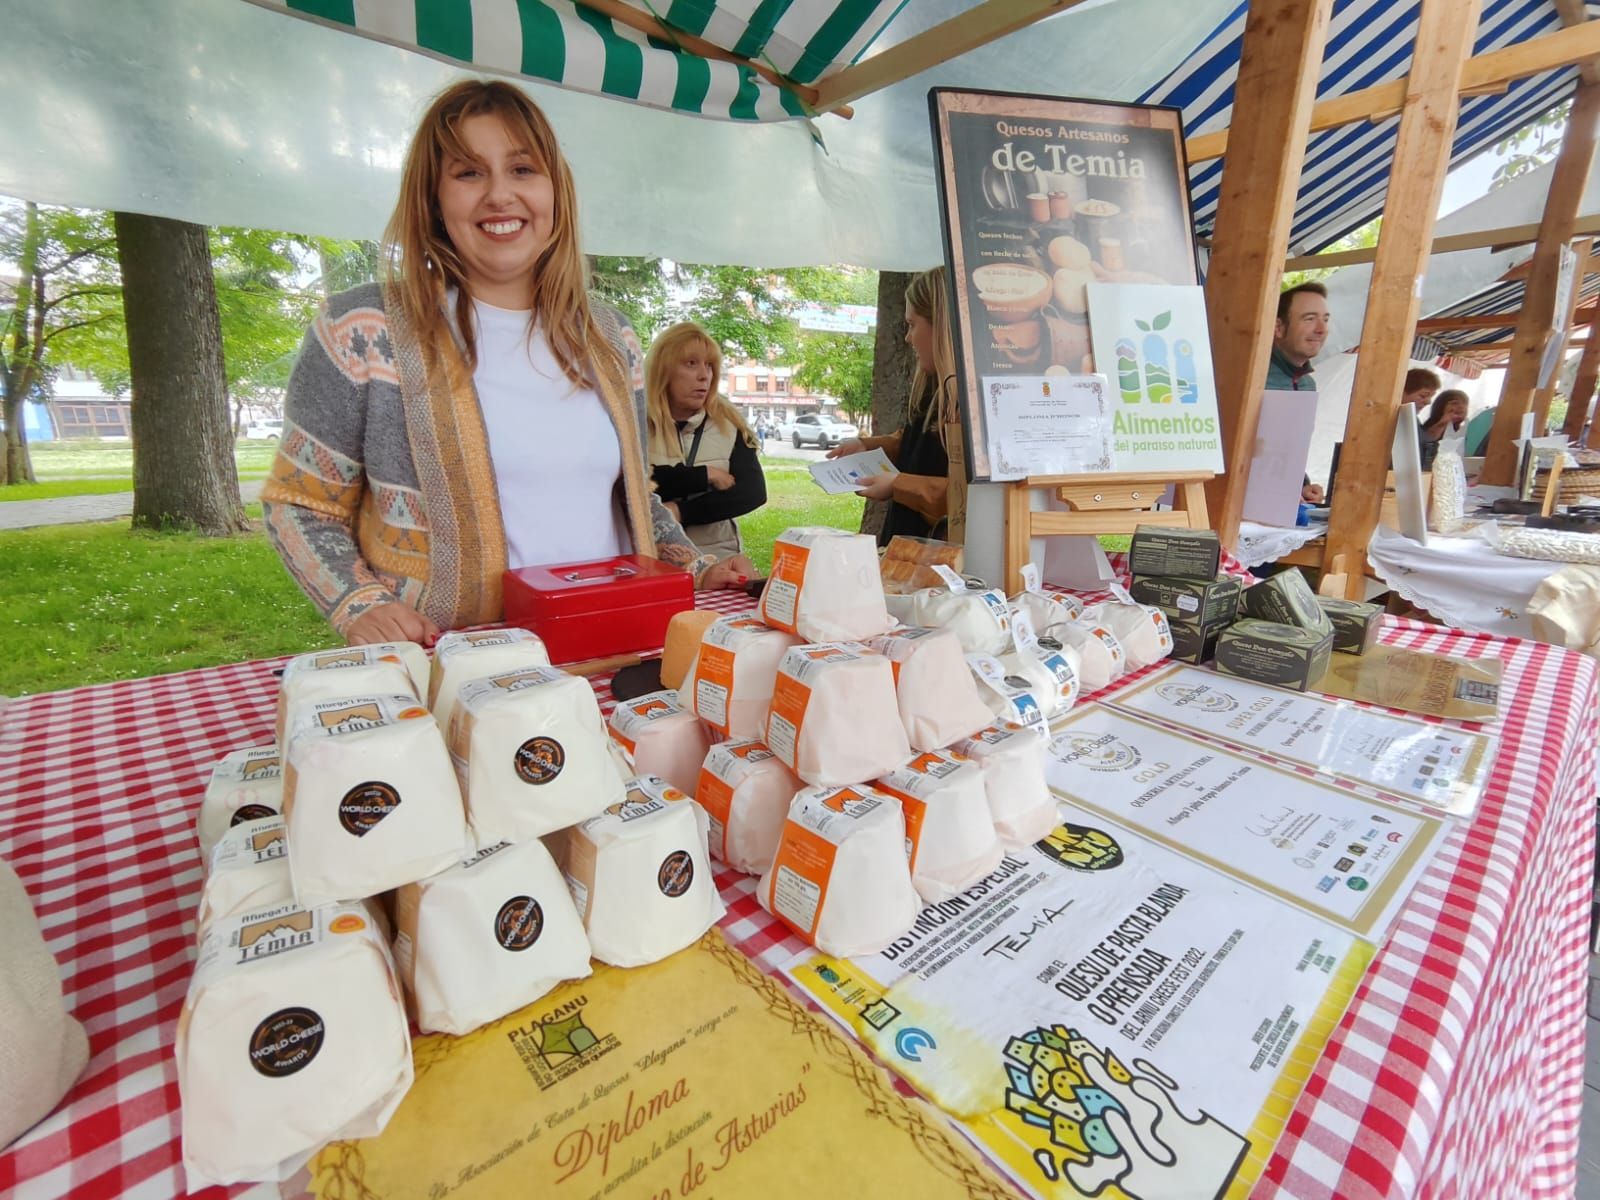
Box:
[177,900,412,1188]
[757,785,920,957]
[429,629,550,737]
[196,817,294,940]
[759,527,891,642]
[863,627,994,751]
[199,746,283,870]
[966,654,1050,737]
[548,775,724,968]
[1052,621,1127,691]
[876,752,1004,903]
[607,689,712,797]
[951,724,1059,847]
[276,644,425,743]
[1008,589,1083,636]
[450,666,625,847]
[1081,601,1173,670]
[678,615,800,739]
[997,642,1080,720]
[695,739,801,875]
[391,840,592,1036]
[283,695,467,907]
[766,645,911,787]
[906,585,1014,656]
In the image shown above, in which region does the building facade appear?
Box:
[721,359,844,428]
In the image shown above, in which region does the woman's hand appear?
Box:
[700,554,756,589]
[705,466,735,491]
[346,601,442,648]
[827,438,866,459]
[1301,483,1326,504]
[855,473,896,502]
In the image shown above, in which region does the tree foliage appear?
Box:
[788,331,874,422]
[1281,216,1382,289]
[1491,99,1571,189]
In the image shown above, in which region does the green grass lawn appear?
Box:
[2,439,278,499]
[0,478,147,503]
[0,467,862,697]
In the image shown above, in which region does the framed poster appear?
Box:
[929,89,1200,482]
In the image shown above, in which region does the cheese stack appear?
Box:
[862,627,993,751]
[758,527,891,642]
[199,746,283,869]
[875,752,1003,903]
[450,666,624,846]
[695,739,801,875]
[951,724,1060,847]
[392,839,592,1035]
[1081,601,1173,670]
[429,629,550,736]
[607,689,712,797]
[276,643,427,743]
[195,816,294,939]
[678,615,801,739]
[766,644,911,787]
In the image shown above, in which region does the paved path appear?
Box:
[0,481,265,531]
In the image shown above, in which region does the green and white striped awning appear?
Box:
[246,0,905,121]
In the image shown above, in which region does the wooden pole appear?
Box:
[1202,0,1333,548]
[1322,0,1480,599]
[1533,239,1593,432]
[1568,304,1600,440]
[1284,213,1600,272]
[1482,82,1600,480]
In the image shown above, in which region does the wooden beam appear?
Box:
[1202,0,1333,549]
[1323,0,1480,600]
[809,0,1086,113]
[1187,19,1600,162]
[1483,82,1600,479]
[1283,213,1600,270]
[1554,0,1600,86]
[1533,239,1595,429]
[1567,304,1600,439]
[1459,336,1591,353]
[1416,309,1595,331]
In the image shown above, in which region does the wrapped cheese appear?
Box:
[283,695,467,907]
[607,688,712,796]
[766,644,911,787]
[199,746,283,870]
[1051,621,1127,692]
[966,655,1049,736]
[951,724,1059,847]
[758,527,890,641]
[276,644,426,743]
[695,739,801,875]
[449,667,625,847]
[757,785,921,956]
[997,641,1080,720]
[678,615,801,739]
[392,839,592,1036]
[660,609,721,690]
[1008,590,1083,637]
[1082,601,1173,670]
[177,900,412,1187]
[876,752,1003,902]
[549,775,724,968]
[429,629,550,737]
[863,627,993,750]
[905,582,1013,656]
[195,817,294,940]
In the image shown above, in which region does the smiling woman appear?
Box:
[260,80,747,648]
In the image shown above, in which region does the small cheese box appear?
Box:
[1128,526,1221,581]
[1129,574,1242,627]
[503,555,694,665]
[1315,596,1383,655]
[1240,568,1334,638]
[1215,619,1333,692]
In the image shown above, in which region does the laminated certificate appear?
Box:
[1045,706,1451,938]
[1102,663,1494,817]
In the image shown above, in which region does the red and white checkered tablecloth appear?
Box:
[1,586,1594,1200]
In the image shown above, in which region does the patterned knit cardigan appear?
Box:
[262,282,711,637]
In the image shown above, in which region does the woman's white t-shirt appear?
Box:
[464,298,626,570]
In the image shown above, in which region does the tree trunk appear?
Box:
[115,212,247,534]
[1,201,42,485]
[861,270,915,538]
[1,395,34,484]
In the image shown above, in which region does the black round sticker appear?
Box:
[495,896,544,951]
[657,850,695,898]
[248,1006,325,1078]
[231,804,278,826]
[338,782,400,837]
[514,737,565,785]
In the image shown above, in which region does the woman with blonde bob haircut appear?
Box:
[645,322,766,563]
[828,267,966,543]
[263,80,748,646]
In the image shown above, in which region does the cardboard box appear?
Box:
[1240,568,1333,638]
[1167,617,1228,665]
[1215,619,1333,692]
[1130,574,1242,627]
[1128,526,1221,581]
[1315,597,1382,655]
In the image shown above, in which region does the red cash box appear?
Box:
[502,555,695,664]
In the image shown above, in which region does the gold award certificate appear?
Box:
[1045,706,1451,938]
[784,815,1371,1200]
[1103,663,1495,816]
[299,932,1012,1200]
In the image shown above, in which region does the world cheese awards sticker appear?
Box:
[657,851,695,897]
[1054,733,1141,772]
[514,736,565,785]
[339,781,401,836]
[494,896,544,951]
[1153,682,1238,713]
[249,1006,326,1077]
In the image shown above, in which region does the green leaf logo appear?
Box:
[1135,319,1150,332]
[1153,311,1172,330]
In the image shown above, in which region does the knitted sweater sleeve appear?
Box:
[260,311,399,637]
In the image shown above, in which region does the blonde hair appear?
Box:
[644,322,754,464]
[382,79,624,397]
[906,267,957,433]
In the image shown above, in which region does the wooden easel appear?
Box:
[1003,471,1215,593]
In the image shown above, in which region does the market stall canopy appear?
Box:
[1410,268,1600,363]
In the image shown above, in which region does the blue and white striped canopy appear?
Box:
[1141,0,1600,254]
[1411,270,1600,359]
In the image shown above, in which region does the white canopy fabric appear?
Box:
[0,0,1235,268]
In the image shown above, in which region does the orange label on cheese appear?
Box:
[691,642,737,732]
[767,820,838,940]
[696,765,735,859]
[766,672,811,770]
[760,541,811,632]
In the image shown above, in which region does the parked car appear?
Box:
[244,420,283,440]
[779,412,859,449]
